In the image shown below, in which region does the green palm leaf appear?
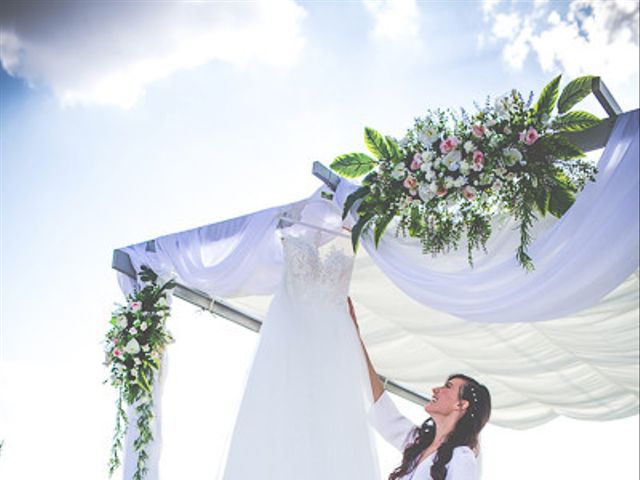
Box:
[330,152,377,178]
[557,75,596,114]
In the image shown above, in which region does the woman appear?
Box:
[348,298,491,480]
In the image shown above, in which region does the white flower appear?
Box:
[463,141,475,153]
[494,93,512,119]
[124,338,140,355]
[140,322,148,331]
[424,169,436,181]
[134,357,141,366]
[418,182,433,202]
[129,327,138,335]
[460,161,471,176]
[493,179,503,190]
[130,369,138,377]
[422,150,436,162]
[116,316,127,329]
[442,151,461,172]
[142,344,150,353]
[444,176,455,188]
[503,147,523,166]
[391,162,407,180]
[453,176,466,188]
[418,125,439,146]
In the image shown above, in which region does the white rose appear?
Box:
[460,161,471,176]
[116,316,127,329]
[129,327,138,335]
[124,338,140,355]
[142,344,150,353]
[140,322,148,331]
[391,162,407,180]
[134,357,141,366]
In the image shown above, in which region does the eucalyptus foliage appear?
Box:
[104,266,175,479]
[331,75,600,270]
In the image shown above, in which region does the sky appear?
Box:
[0,0,639,479]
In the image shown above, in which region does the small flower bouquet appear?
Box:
[331,75,601,270]
[104,265,175,480]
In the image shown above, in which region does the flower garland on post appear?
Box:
[331,75,601,270]
[104,265,176,480]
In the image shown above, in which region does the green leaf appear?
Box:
[538,134,585,160]
[385,135,402,162]
[534,74,561,118]
[342,186,369,220]
[557,75,595,114]
[552,111,601,132]
[373,214,394,247]
[534,188,550,216]
[351,213,374,253]
[330,152,377,178]
[548,174,576,217]
[364,127,391,160]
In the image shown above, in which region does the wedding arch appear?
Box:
[110,78,638,478]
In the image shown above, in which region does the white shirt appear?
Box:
[368,391,477,480]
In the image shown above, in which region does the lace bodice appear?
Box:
[281,235,354,305]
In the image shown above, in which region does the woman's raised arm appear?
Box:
[348,297,385,402]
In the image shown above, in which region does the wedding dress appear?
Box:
[220,233,381,479]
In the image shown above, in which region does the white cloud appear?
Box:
[482,0,639,88]
[363,0,421,44]
[0,1,307,108]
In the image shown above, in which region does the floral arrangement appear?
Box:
[104,265,175,480]
[331,75,601,270]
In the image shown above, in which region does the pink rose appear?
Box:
[525,127,539,145]
[403,175,418,191]
[462,185,477,201]
[113,348,123,358]
[436,185,448,197]
[472,150,484,171]
[410,153,423,171]
[518,131,526,143]
[130,301,142,312]
[439,136,459,154]
[471,124,485,138]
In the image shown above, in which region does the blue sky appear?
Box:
[1,1,639,479]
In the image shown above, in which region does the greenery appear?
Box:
[330,75,600,270]
[104,266,175,479]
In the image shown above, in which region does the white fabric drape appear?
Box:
[115,110,639,477]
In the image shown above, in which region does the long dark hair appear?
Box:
[388,374,491,480]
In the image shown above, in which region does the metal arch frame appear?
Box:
[112,78,633,408]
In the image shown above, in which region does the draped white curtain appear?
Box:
[116,110,639,476]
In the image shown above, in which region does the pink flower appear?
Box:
[410,153,423,171]
[524,127,539,145]
[130,301,142,312]
[436,185,448,197]
[462,185,477,201]
[472,150,484,171]
[518,131,526,142]
[113,348,123,358]
[403,175,418,193]
[439,136,459,154]
[471,124,485,138]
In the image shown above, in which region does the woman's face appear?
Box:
[424,377,469,417]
